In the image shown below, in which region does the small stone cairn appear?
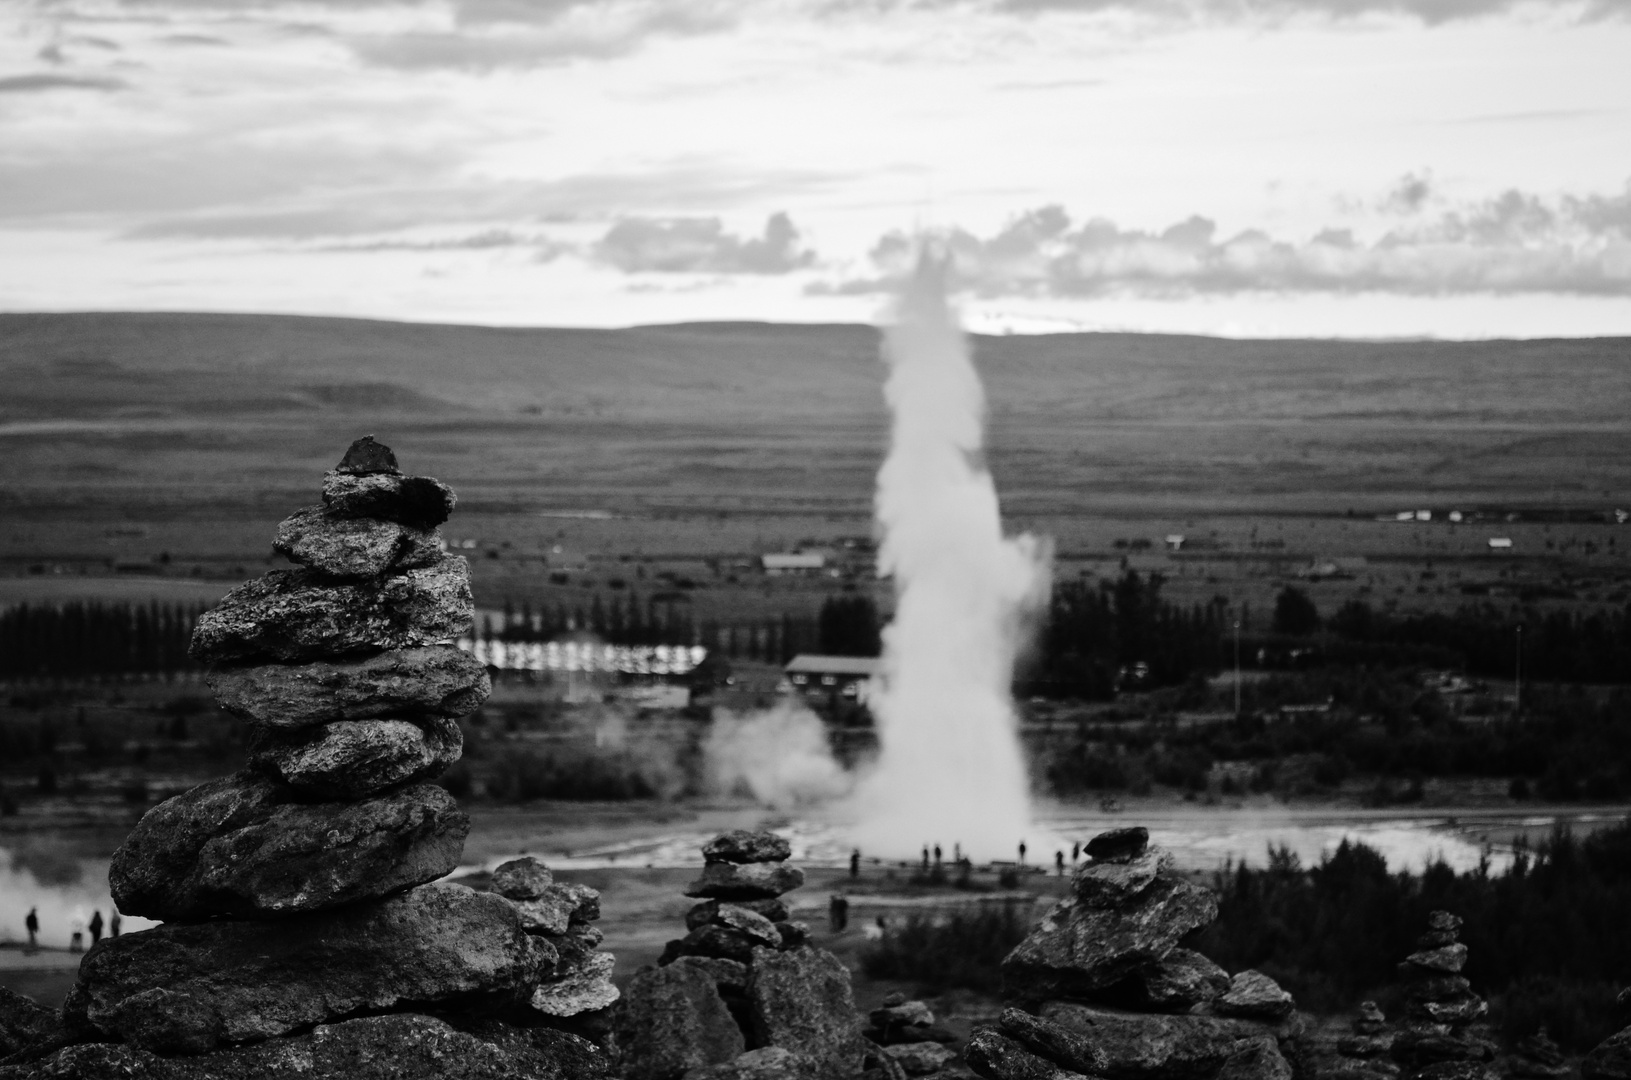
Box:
[1390,911,1496,1080]
[616,830,878,1080]
[2,438,616,1078]
[1582,988,1631,1080]
[864,993,959,1077]
[1507,1029,1569,1080]
[967,826,1305,1080]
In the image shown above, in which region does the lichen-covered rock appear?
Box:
[189,556,472,665]
[684,861,804,900]
[617,958,746,1080]
[492,856,553,900]
[2,1012,609,1080]
[1085,827,1149,863]
[1030,1002,1303,1080]
[745,946,869,1080]
[883,1041,958,1076]
[684,1047,823,1080]
[966,1028,1094,1080]
[1117,947,1232,1010]
[322,471,456,530]
[1217,1035,1293,1080]
[68,884,548,1054]
[1216,971,1296,1020]
[531,952,618,1018]
[1072,847,1171,908]
[993,1009,1110,1076]
[248,716,461,798]
[1000,876,1219,999]
[206,647,490,730]
[273,505,442,580]
[109,775,467,921]
[1582,1028,1631,1080]
[686,898,789,931]
[702,831,792,865]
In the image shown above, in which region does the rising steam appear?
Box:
[704,702,851,809]
[848,252,1052,862]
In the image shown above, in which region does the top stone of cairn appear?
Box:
[336,435,400,476]
[1084,826,1149,863]
[702,830,792,865]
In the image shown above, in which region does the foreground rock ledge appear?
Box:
[110,775,468,921]
[68,884,548,1054]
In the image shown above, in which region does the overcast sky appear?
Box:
[3,0,1629,336]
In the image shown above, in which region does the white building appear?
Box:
[782,654,881,703]
[762,552,825,575]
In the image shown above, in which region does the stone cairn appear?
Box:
[863,993,959,1077]
[966,826,1305,1080]
[1389,911,1496,1080]
[1582,987,1631,1080]
[0,437,616,1079]
[616,829,883,1080]
[1506,1029,1569,1080]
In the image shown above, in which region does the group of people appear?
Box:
[23,905,120,953]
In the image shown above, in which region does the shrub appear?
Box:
[860,904,1032,993]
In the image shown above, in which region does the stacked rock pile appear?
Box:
[1582,988,1631,1080]
[864,994,959,1076]
[0,438,615,1079]
[1390,911,1496,1080]
[617,830,879,1080]
[1506,1029,1568,1080]
[1316,1000,1401,1080]
[967,826,1304,1080]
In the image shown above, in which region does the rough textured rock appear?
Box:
[710,905,782,947]
[684,861,805,900]
[1086,827,1149,863]
[249,716,461,798]
[1216,971,1296,1020]
[206,647,490,730]
[491,856,552,899]
[1034,1002,1302,1080]
[189,556,472,664]
[1412,1063,1497,1080]
[702,831,793,865]
[1217,1036,1293,1080]
[1509,1028,1569,1079]
[1407,991,1487,1025]
[1338,1034,1395,1057]
[531,952,618,1017]
[1583,1028,1631,1080]
[686,898,789,931]
[322,471,456,530]
[1354,1001,1388,1034]
[1072,848,1170,907]
[618,958,746,1080]
[746,946,869,1080]
[966,1029,1094,1080]
[773,921,809,948]
[0,986,61,1062]
[511,884,592,935]
[1403,944,1469,974]
[109,775,468,921]
[672,925,766,965]
[1000,876,1219,998]
[2,1013,608,1080]
[336,435,400,476]
[69,884,548,1053]
[883,1041,958,1076]
[872,1000,935,1031]
[1391,1030,1496,1068]
[995,1008,1110,1075]
[273,505,442,580]
[683,1047,822,1080]
[1117,947,1231,1010]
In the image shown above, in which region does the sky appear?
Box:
[2,0,1630,337]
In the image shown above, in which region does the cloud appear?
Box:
[594,212,818,273]
[990,0,1631,24]
[0,73,128,93]
[162,32,229,45]
[1380,171,1433,214]
[313,229,569,259]
[815,180,1631,298]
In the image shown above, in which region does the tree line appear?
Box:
[0,601,206,678]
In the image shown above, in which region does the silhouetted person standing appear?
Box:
[110,909,121,939]
[1072,841,1081,862]
[921,845,930,871]
[933,844,942,867]
[850,848,861,879]
[1056,850,1065,876]
[24,907,38,950]
[89,910,104,944]
[1018,840,1027,866]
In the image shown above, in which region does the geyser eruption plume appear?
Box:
[849,252,1052,862]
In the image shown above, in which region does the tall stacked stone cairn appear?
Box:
[967,826,1306,1080]
[1388,912,1496,1080]
[616,830,889,1080]
[1581,987,1631,1080]
[0,437,616,1079]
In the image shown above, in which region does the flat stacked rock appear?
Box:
[5,439,613,1079]
[1390,912,1496,1080]
[864,994,959,1076]
[616,830,875,1080]
[970,826,1303,1080]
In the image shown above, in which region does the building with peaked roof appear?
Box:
[782,653,882,703]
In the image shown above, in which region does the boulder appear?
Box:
[965,1029,1094,1080]
[1217,1036,1293,1080]
[248,716,461,799]
[617,959,746,1080]
[0,986,62,1063]
[683,1047,821,1080]
[2,1013,609,1080]
[702,831,793,864]
[684,861,805,900]
[336,436,400,476]
[994,1008,1109,1075]
[1583,1028,1631,1080]
[206,647,490,730]
[109,775,467,921]
[1072,848,1170,908]
[1000,876,1219,998]
[1117,947,1231,1011]
[531,952,619,1018]
[883,1041,958,1076]
[686,898,789,931]
[69,884,548,1053]
[322,471,456,530]
[1086,827,1149,863]
[513,883,600,935]
[189,557,472,665]
[745,946,869,1080]
[492,856,553,900]
[1403,945,1468,974]
[1215,971,1296,1020]
[1032,1002,1302,1080]
[676,956,750,993]
[272,505,442,580]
